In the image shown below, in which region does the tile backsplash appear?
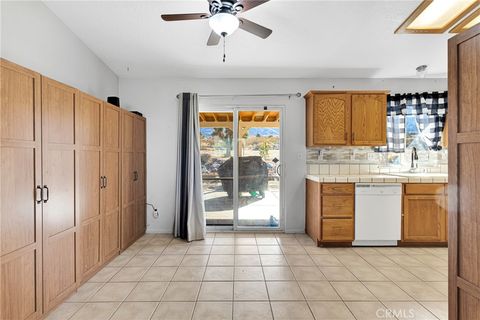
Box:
[307,147,448,175]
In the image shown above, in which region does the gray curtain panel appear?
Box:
[174,93,206,241]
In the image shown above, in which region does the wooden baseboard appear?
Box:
[317,241,353,247]
[398,241,448,247]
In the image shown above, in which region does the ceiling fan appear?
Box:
[161,0,272,46]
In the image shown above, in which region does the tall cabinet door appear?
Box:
[351,94,387,146]
[77,93,103,282]
[134,117,146,238]
[448,24,480,320]
[41,77,78,312]
[121,111,136,249]
[0,59,43,320]
[310,94,350,146]
[102,103,121,261]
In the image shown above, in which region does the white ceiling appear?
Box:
[44,0,452,79]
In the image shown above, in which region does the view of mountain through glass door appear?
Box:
[199,108,282,229]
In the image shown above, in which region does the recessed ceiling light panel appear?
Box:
[396,0,480,34]
[451,7,480,33]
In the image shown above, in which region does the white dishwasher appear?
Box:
[353,183,402,246]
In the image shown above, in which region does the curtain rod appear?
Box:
[176,93,302,99]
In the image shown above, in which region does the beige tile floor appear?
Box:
[46,233,448,320]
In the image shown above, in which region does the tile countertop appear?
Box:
[306,173,448,183]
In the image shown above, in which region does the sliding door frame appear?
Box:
[199,103,285,232]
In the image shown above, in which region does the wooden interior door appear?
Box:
[448,24,480,320]
[0,59,43,320]
[41,77,78,312]
[403,195,445,242]
[102,103,121,261]
[77,93,103,282]
[134,117,146,238]
[312,94,350,145]
[351,94,387,146]
[121,112,136,249]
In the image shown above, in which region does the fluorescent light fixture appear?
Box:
[396,0,480,34]
[464,13,480,28]
[451,7,480,33]
[209,13,240,36]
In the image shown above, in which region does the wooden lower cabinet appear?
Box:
[305,180,321,242]
[402,184,448,244]
[306,181,354,246]
[322,219,354,241]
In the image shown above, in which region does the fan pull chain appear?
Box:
[223,35,226,63]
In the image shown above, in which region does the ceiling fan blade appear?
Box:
[239,18,272,39]
[207,31,221,46]
[237,0,270,12]
[161,13,209,21]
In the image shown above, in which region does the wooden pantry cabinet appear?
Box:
[1,59,43,320]
[306,181,355,246]
[402,183,448,244]
[121,110,146,250]
[0,58,146,319]
[41,77,79,312]
[305,91,387,147]
[102,102,122,263]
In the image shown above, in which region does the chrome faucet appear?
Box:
[410,147,419,172]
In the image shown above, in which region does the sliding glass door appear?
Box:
[199,107,283,230]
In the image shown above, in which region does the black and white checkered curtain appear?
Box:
[403,92,447,151]
[378,91,447,152]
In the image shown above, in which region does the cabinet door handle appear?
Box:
[104,176,108,188]
[100,176,104,189]
[43,185,49,203]
[36,185,43,204]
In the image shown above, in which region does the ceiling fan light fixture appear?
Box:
[209,12,240,36]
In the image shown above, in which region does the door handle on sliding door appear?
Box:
[43,185,49,203]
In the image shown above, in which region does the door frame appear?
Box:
[199,103,285,232]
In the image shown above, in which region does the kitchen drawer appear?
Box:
[404,183,445,195]
[322,218,354,241]
[321,183,354,195]
[322,196,354,217]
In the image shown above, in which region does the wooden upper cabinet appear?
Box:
[305,91,388,147]
[307,93,350,146]
[351,94,387,146]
